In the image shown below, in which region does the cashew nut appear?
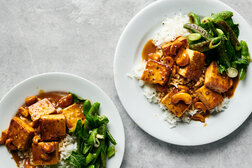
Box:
[171,93,192,105]
[163,56,174,67]
[0,129,8,145]
[176,52,190,67]
[177,85,189,93]
[42,143,56,153]
[18,107,29,118]
[148,53,161,61]
[25,96,37,106]
[40,153,51,161]
[5,139,17,150]
[32,135,41,145]
[191,113,205,122]
[194,102,207,113]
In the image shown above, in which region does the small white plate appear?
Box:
[114,0,252,146]
[0,72,125,167]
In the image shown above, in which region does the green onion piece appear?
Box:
[187,33,201,41]
[209,36,222,49]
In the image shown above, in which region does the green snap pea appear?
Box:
[184,23,212,40]
[188,12,201,25]
[83,100,91,116]
[209,11,233,21]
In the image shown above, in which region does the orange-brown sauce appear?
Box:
[142,39,157,61]
[227,77,239,98]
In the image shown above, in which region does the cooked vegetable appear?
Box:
[70,92,85,103]
[188,12,200,25]
[184,23,212,40]
[184,11,250,79]
[67,96,116,168]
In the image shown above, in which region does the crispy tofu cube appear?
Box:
[28,98,56,121]
[32,142,59,166]
[178,49,206,80]
[161,36,187,56]
[141,60,171,86]
[7,117,35,150]
[161,88,190,117]
[205,61,232,93]
[196,85,223,110]
[40,114,66,141]
[61,103,85,132]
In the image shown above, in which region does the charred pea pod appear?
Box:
[188,12,201,25]
[209,36,222,49]
[184,23,212,40]
[83,100,91,116]
[217,37,231,69]
[239,67,246,80]
[214,19,241,50]
[202,18,219,37]
[238,41,250,80]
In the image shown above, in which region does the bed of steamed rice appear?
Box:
[17,134,77,168]
[128,13,230,126]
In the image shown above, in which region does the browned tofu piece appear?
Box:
[141,60,171,86]
[196,85,223,110]
[7,117,35,150]
[18,107,29,117]
[178,49,206,80]
[161,36,188,56]
[205,61,233,93]
[28,98,56,121]
[40,114,66,141]
[57,94,73,108]
[32,142,59,166]
[161,88,190,117]
[61,103,85,132]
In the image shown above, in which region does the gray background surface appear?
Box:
[0,0,252,167]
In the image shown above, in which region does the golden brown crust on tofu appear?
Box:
[161,88,190,117]
[32,142,59,166]
[28,99,56,121]
[40,114,66,141]
[7,117,35,150]
[141,60,171,86]
[196,85,223,110]
[61,103,85,132]
[161,36,187,56]
[178,49,206,80]
[205,61,233,93]
[57,94,73,108]
[0,129,8,145]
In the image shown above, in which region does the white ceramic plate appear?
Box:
[114,0,252,146]
[0,72,125,167]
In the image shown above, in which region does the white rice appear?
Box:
[152,13,190,47]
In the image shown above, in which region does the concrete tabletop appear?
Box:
[0,0,252,167]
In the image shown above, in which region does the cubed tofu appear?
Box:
[178,49,206,80]
[32,142,59,166]
[205,61,233,93]
[161,88,190,117]
[61,103,85,132]
[161,36,188,56]
[7,117,35,150]
[40,114,66,141]
[141,60,171,86]
[28,99,56,121]
[196,85,223,110]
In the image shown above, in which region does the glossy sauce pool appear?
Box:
[142,39,157,61]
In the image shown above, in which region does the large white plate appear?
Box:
[0,72,125,167]
[114,0,252,146]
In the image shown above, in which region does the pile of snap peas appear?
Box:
[184,11,250,80]
[67,93,116,168]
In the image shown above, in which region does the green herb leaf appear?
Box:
[67,151,86,168]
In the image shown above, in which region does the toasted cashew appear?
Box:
[163,56,174,67]
[171,93,192,105]
[32,135,41,145]
[176,52,190,67]
[18,107,29,118]
[177,85,189,93]
[191,113,205,122]
[0,129,8,145]
[25,96,37,106]
[194,102,207,113]
[42,143,56,153]
[5,139,17,150]
[148,53,161,61]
